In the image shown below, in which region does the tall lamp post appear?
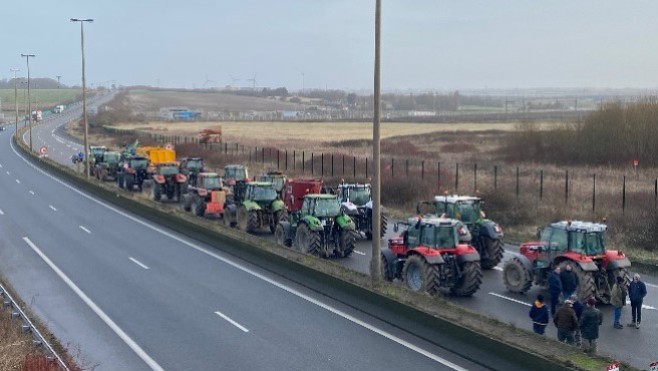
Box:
[71,18,93,177]
[370,0,382,285]
[10,68,20,139]
[21,54,35,151]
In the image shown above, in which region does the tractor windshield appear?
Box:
[253,186,277,201]
[225,167,247,181]
[186,159,203,171]
[271,177,285,191]
[202,176,221,189]
[158,165,179,176]
[313,198,341,218]
[454,201,481,224]
[571,231,605,255]
[104,153,120,163]
[131,159,148,169]
[420,225,457,249]
[348,187,371,206]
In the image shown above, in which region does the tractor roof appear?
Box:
[338,182,371,188]
[550,220,607,233]
[126,155,147,160]
[249,181,273,187]
[434,194,481,203]
[304,194,337,200]
[182,157,203,161]
[90,145,107,149]
[266,171,285,176]
[156,162,180,167]
[407,215,462,227]
[199,172,219,178]
[225,164,246,169]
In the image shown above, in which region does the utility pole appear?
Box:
[10,69,19,139]
[56,75,62,88]
[370,0,382,285]
[71,18,93,178]
[21,54,35,152]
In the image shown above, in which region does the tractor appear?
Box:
[502,220,631,303]
[182,172,226,218]
[257,171,287,196]
[275,194,357,258]
[223,164,249,203]
[419,195,504,270]
[117,155,149,191]
[89,145,107,165]
[151,162,188,202]
[282,178,323,213]
[229,182,286,233]
[381,216,483,297]
[93,151,121,181]
[336,182,387,240]
[179,157,205,186]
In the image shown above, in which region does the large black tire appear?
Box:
[183,195,192,212]
[451,261,483,297]
[222,212,232,228]
[193,196,206,217]
[502,257,533,294]
[293,223,321,255]
[366,212,388,240]
[237,207,249,231]
[274,223,291,247]
[125,175,134,191]
[558,261,596,302]
[600,267,630,304]
[152,185,162,201]
[402,254,440,294]
[381,253,394,282]
[246,211,259,233]
[480,237,504,270]
[337,229,357,258]
[271,211,285,233]
[381,213,388,238]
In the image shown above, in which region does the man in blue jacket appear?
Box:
[627,273,647,329]
[548,266,562,316]
[529,294,549,335]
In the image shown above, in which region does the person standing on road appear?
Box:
[529,294,549,335]
[554,299,578,345]
[611,276,627,329]
[579,297,603,354]
[627,273,647,329]
[570,295,584,347]
[560,264,579,300]
[548,266,563,316]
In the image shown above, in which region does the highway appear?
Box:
[0,100,501,370]
[7,94,658,369]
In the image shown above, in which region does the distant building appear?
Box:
[159,107,203,121]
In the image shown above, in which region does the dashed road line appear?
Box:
[49,205,57,212]
[488,292,532,307]
[493,266,503,271]
[0,208,4,215]
[29,190,35,195]
[79,225,91,234]
[6,171,9,175]
[129,257,150,270]
[214,311,249,333]
[15,179,20,184]
[353,250,366,256]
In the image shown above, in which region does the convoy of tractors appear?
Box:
[83,143,632,302]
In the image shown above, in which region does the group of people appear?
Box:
[528,264,648,355]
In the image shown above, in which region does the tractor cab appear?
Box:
[258,171,287,194]
[430,195,484,225]
[102,151,121,166]
[196,173,223,191]
[224,165,249,184]
[89,146,107,164]
[180,157,205,185]
[337,183,372,207]
[126,156,149,171]
[393,217,472,251]
[246,182,279,204]
[301,194,342,219]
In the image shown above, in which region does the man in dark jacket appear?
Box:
[560,264,579,300]
[548,266,563,316]
[529,294,549,335]
[570,295,584,347]
[579,297,603,354]
[627,273,648,329]
[554,299,578,345]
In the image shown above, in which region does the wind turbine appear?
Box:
[246,73,257,90]
[203,74,215,88]
[229,75,240,87]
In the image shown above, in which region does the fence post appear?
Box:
[285,150,288,170]
[622,175,626,213]
[421,160,425,179]
[365,158,369,179]
[249,148,252,163]
[293,151,296,171]
[565,170,569,203]
[494,165,498,189]
[539,170,543,200]
[302,151,305,173]
[516,166,519,198]
[405,159,409,177]
[262,147,265,163]
[331,154,334,177]
[455,163,459,192]
[225,142,228,154]
[277,150,280,170]
[592,174,596,211]
[235,143,239,154]
[342,155,345,176]
[473,163,477,192]
[321,153,324,176]
[655,178,657,209]
[311,153,314,175]
[437,162,441,189]
[353,156,356,178]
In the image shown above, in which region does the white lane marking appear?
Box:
[489,292,532,307]
[214,311,249,333]
[49,205,57,212]
[55,138,64,144]
[0,208,4,215]
[625,299,657,310]
[0,164,2,167]
[10,139,466,370]
[22,237,164,370]
[353,250,366,256]
[493,266,503,271]
[6,171,9,175]
[15,179,20,184]
[129,257,150,270]
[79,225,91,234]
[29,190,35,195]
[645,282,658,289]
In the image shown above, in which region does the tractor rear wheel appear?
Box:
[183,195,192,212]
[402,254,440,294]
[601,267,630,304]
[558,261,596,302]
[193,197,206,217]
[337,229,356,258]
[502,257,533,294]
[274,223,291,247]
[246,211,259,233]
[237,207,248,231]
[451,261,483,297]
[125,175,134,191]
[366,212,388,240]
[222,213,232,228]
[152,185,162,201]
[480,237,504,270]
[381,253,394,282]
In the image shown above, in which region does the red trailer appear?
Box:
[283,178,322,212]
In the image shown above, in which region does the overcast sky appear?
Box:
[3,1,658,91]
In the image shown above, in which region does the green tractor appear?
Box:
[275,194,357,258]
[89,145,107,165]
[419,195,504,270]
[257,171,287,196]
[230,182,286,233]
[93,151,121,181]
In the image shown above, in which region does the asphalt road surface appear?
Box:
[0,102,501,370]
[8,95,658,369]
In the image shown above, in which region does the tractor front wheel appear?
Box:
[152,185,162,201]
[237,207,248,231]
[183,195,192,212]
[246,211,259,233]
[337,229,356,258]
[402,254,440,294]
[480,237,504,270]
[125,175,134,191]
[503,257,533,294]
[451,261,483,297]
[193,197,206,217]
[381,253,394,282]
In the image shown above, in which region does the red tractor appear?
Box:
[502,220,631,303]
[381,216,483,297]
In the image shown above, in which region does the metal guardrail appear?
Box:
[0,282,70,371]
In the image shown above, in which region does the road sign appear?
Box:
[633,159,639,167]
[39,146,47,155]
[164,142,174,151]
[606,361,619,371]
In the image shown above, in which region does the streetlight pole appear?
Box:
[71,18,93,178]
[370,0,382,285]
[10,68,19,139]
[21,54,35,152]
